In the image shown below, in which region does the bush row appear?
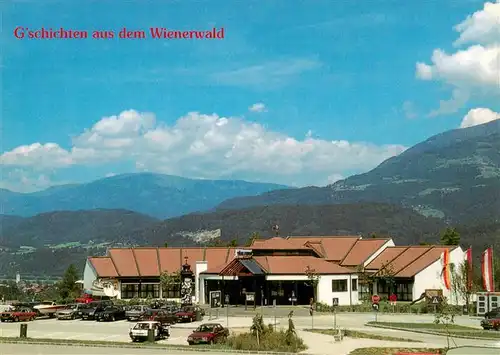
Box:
[315,301,465,314]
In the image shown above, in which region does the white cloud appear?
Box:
[416,2,500,115]
[249,103,267,113]
[402,101,418,119]
[210,58,321,88]
[0,109,407,190]
[460,107,500,128]
[453,2,500,46]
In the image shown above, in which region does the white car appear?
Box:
[129,320,170,342]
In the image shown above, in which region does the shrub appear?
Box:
[225,329,306,352]
[224,313,306,353]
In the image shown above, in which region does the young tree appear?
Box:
[164,242,168,248]
[58,264,81,300]
[449,261,475,310]
[305,266,321,309]
[440,228,460,246]
[378,262,396,296]
[227,239,238,247]
[160,270,181,298]
[356,265,374,302]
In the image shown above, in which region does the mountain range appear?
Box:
[0,174,288,219]
[218,120,500,224]
[0,120,499,277]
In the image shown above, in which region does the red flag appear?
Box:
[441,249,451,290]
[481,248,494,292]
[465,248,473,291]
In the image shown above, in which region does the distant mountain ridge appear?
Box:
[0,209,159,248]
[0,173,290,219]
[217,120,500,224]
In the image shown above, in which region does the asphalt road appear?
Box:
[0,343,237,355]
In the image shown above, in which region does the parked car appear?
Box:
[96,305,126,322]
[481,317,500,330]
[129,320,170,342]
[56,303,86,320]
[176,305,203,323]
[1,307,38,322]
[80,301,112,320]
[485,307,500,319]
[139,309,177,325]
[126,305,149,322]
[187,323,229,345]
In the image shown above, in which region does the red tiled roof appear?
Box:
[254,256,354,275]
[365,247,408,270]
[251,237,309,250]
[366,245,459,278]
[133,248,160,276]
[96,247,236,277]
[395,246,457,278]
[88,257,118,277]
[109,248,139,277]
[158,248,182,273]
[340,239,390,267]
[381,246,432,274]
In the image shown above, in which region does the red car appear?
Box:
[481,317,500,330]
[175,305,199,323]
[187,323,229,345]
[1,307,37,322]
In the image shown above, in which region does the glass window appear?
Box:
[121,284,139,299]
[351,279,358,291]
[332,279,348,292]
[140,284,160,298]
[162,283,180,298]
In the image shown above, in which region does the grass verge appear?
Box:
[367,322,500,339]
[305,329,421,343]
[348,348,446,355]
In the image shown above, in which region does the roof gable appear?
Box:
[340,239,390,267]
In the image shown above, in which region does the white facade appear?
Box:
[83,259,98,291]
[413,246,466,305]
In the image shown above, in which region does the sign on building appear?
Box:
[210,290,222,308]
[235,249,253,258]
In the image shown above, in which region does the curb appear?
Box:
[366,324,500,341]
[0,338,312,355]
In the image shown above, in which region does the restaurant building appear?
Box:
[83,235,465,306]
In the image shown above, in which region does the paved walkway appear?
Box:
[447,347,500,354]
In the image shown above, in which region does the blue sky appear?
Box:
[1,0,499,191]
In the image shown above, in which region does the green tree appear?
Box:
[164,242,168,248]
[305,266,321,308]
[440,227,460,246]
[227,239,238,247]
[58,264,80,300]
[377,262,396,296]
[160,270,181,297]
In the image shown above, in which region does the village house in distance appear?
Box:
[84,235,465,306]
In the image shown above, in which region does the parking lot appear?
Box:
[0,317,198,345]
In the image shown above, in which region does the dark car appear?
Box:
[176,305,203,323]
[481,317,500,330]
[139,309,177,325]
[96,305,126,322]
[485,307,500,319]
[80,301,112,320]
[187,323,229,345]
[126,305,149,322]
